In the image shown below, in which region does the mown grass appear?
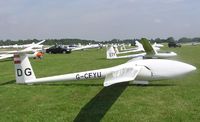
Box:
[0,45,200,122]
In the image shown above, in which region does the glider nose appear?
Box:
[161,61,196,78]
[189,65,196,71]
[183,64,196,73]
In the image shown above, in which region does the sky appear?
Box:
[0,0,200,41]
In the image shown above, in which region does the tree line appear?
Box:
[0,37,200,46]
[0,39,96,46]
[107,37,200,44]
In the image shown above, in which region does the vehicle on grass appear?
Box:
[168,42,181,48]
[107,38,177,59]
[46,45,71,54]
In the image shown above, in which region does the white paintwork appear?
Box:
[153,42,164,47]
[0,40,45,60]
[106,46,146,59]
[14,53,196,87]
[117,41,160,54]
[107,41,176,59]
[152,52,177,58]
[14,54,36,83]
[66,44,102,51]
[0,54,13,60]
[116,41,144,54]
[0,40,45,49]
[0,52,42,60]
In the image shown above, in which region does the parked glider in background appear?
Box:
[0,40,45,49]
[114,41,144,54]
[107,38,176,59]
[14,52,196,86]
[66,43,102,51]
[107,45,146,59]
[119,42,160,52]
[0,44,34,49]
[0,40,45,60]
[119,43,140,52]
[153,42,164,48]
[140,38,177,58]
[115,41,160,55]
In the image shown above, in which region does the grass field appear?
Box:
[0,45,200,122]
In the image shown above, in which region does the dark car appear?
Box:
[168,42,181,48]
[46,45,71,54]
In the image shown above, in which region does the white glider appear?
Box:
[0,40,45,49]
[119,44,138,51]
[114,41,144,54]
[107,38,176,59]
[141,39,176,58]
[0,40,45,60]
[107,45,146,59]
[67,43,102,51]
[14,52,196,86]
[118,42,143,52]
[153,42,164,48]
[115,41,160,55]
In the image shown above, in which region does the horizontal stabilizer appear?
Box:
[104,66,141,87]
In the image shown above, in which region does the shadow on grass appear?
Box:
[128,83,176,87]
[0,79,176,88]
[0,80,15,86]
[33,83,103,87]
[32,82,176,87]
[96,57,107,60]
[74,83,128,122]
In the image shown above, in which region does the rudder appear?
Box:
[106,45,117,59]
[140,38,156,55]
[14,53,36,83]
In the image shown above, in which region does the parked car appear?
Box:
[168,42,181,48]
[46,45,71,54]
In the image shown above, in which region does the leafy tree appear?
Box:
[178,37,191,43]
[166,37,175,43]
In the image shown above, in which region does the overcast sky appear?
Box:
[0,0,200,41]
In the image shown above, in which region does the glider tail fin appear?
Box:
[135,41,144,51]
[113,45,119,54]
[14,53,36,83]
[140,38,157,55]
[106,46,117,59]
